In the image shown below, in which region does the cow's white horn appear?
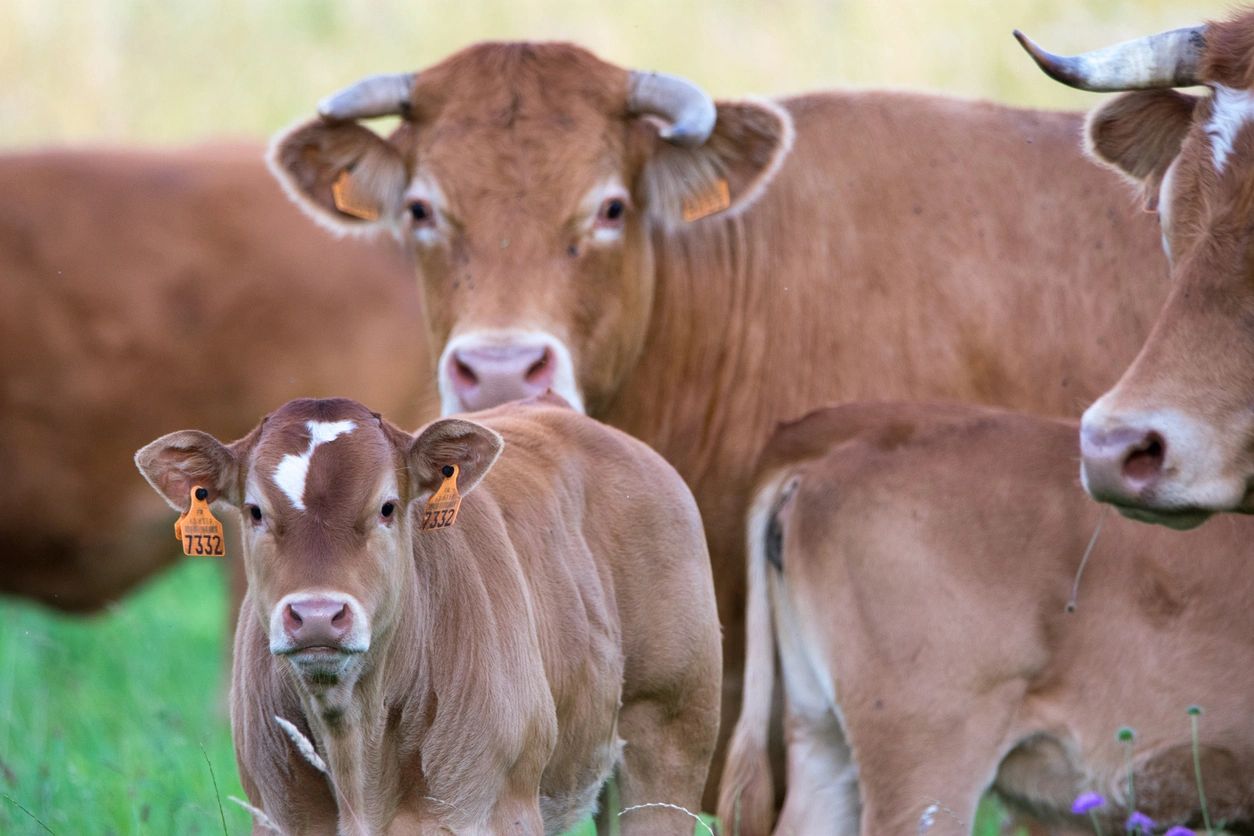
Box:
[1014,27,1205,92]
[318,72,417,121]
[628,71,717,147]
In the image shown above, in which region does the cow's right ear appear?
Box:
[1086,90,1198,211]
[407,418,504,499]
[135,430,241,512]
[268,119,409,236]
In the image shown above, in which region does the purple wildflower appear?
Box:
[1164,828,1195,836]
[1126,811,1154,832]
[1072,792,1105,815]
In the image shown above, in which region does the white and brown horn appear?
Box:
[317,72,417,121]
[628,71,717,147]
[1013,26,1205,91]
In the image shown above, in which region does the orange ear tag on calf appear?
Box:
[174,486,226,557]
[420,465,462,532]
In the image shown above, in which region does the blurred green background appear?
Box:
[0,1,1233,833]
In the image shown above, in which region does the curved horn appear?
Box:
[317,72,417,121]
[628,71,717,147]
[1013,27,1204,92]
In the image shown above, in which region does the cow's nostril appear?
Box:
[286,604,303,627]
[1123,432,1166,482]
[331,604,350,626]
[525,350,551,383]
[453,355,479,386]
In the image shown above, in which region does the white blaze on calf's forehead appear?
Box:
[272,420,357,511]
[1207,85,1254,173]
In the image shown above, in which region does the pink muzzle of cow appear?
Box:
[439,331,583,415]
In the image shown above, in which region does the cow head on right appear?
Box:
[268,42,793,417]
[1018,16,1254,528]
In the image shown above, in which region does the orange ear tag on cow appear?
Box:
[682,178,730,222]
[175,486,226,557]
[420,465,462,532]
[331,170,381,221]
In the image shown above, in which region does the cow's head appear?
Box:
[269,42,792,416]
[135,398,501,695]
[1018,17,1254,528]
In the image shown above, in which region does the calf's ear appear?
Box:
[268,119,409,236]
[1086,90,1197,210]
[640,98,795,229]
[408,418,504,498]
[135,430,241,512]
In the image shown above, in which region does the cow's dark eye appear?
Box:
[248,505,263,522]
[597,197,627,226]
[380,501,396,519]
[408,200,434,225]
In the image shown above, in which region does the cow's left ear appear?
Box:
[268,118,409,237]
[640,98,795,229]
[135,430,242,512]
[407,418,504,498]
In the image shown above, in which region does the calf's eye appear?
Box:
[248,505,263,522]
[597,197,627,227]
[380,501,396,519]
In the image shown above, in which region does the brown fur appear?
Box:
[721,401,1254,835]
[0,146,433,612]
[136,397,721,834]
[271,42,1171,801]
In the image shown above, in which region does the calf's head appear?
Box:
[135,398,502,692]
[269,42,792,416]
[1019,16,1254,528]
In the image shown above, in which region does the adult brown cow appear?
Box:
[1017,12,1254,529]
[0,146,431,612]
[136,396,721,834]
[269,42,1170,794]
[720,401,1254,835]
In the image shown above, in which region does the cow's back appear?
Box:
[0,146,433,610]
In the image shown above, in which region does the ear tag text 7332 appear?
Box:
[421,465,461,531]
[175,486,226,557]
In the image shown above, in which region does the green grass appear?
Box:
[0,559,245,835]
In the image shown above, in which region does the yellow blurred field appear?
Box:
[0,0,1233,149]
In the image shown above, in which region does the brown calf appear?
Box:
[1018,11,1254,528]
[720,402,1254,834]
[0,146,431,611]
[136,396,720,834]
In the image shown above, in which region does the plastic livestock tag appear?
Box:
[420,465,462,532]
[682,178,731,222]
[175,486,226,557]
[332,170,381,221]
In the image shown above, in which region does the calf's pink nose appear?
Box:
[1080,423,1166,503]
[283,597,353,650]
[448,342,556,411]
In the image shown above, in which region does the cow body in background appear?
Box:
[270,42,1170,796]
[721,401,1254,835]
[136,396,721,835]
[0,147,431,611]
[1019,12,1254,528]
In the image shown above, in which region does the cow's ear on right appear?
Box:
[1086,90,1198,211]
[268,119,409,236]
[407,418,504,499]
[640,98,795,230]
[135,430,242,512]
